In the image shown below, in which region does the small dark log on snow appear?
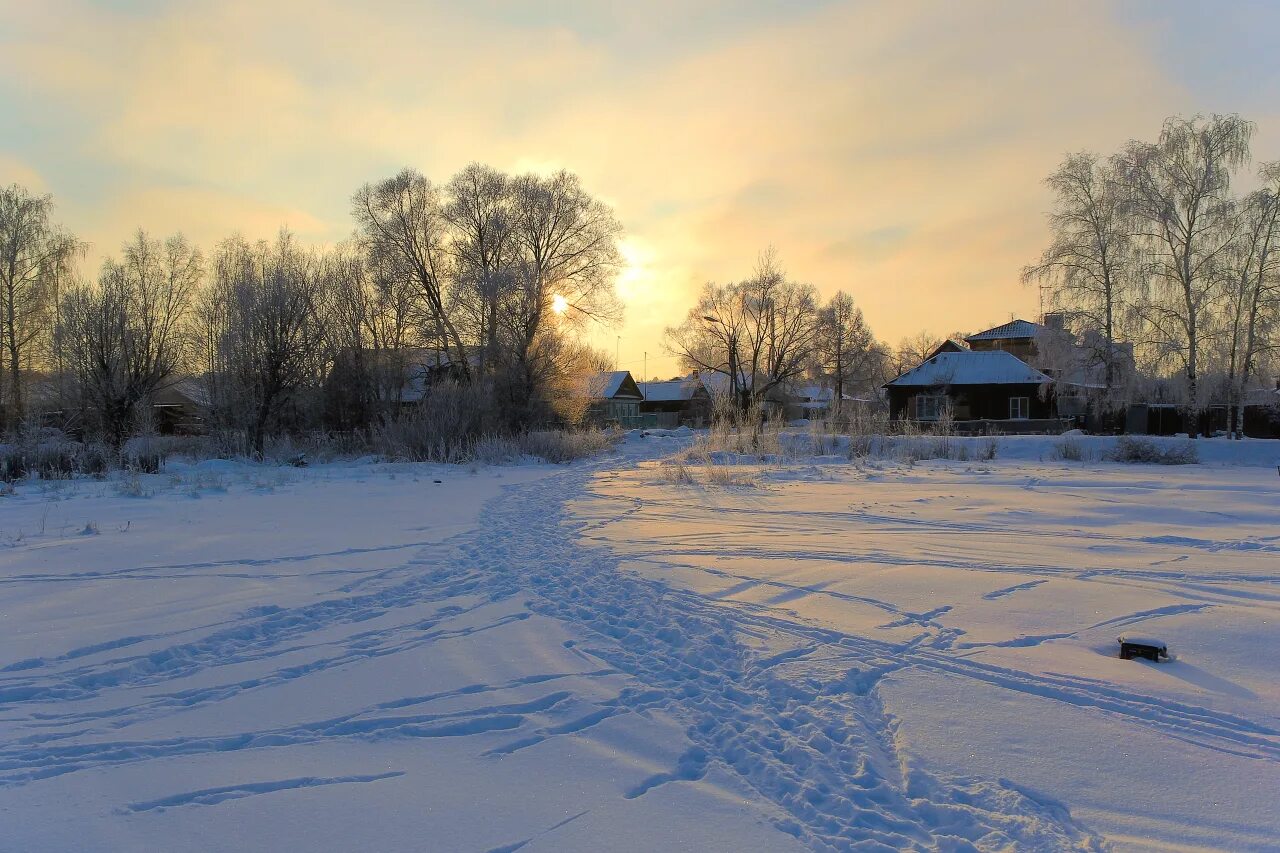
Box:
[1118,635,1168,662]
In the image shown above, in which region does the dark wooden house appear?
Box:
[885,350,1064,432]
[638,377,711,427]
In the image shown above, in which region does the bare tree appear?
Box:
[503,170,623,411]
[892,331,950,374]
[58,231,201,446]
[352,169,469,379]
[1117,114,1254,435]
[445,163,514,373]
[1023,152,1135,405]
[815,291,883,411]
[666,280,749,404]
[666,251,818,413]
[0,185,81,431]
[202,232,327,457]
[1222,162,1280,437]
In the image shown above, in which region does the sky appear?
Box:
[3,0,1279,380]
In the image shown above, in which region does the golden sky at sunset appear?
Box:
[3,0,1278,378]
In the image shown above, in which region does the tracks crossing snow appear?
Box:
[12,449,1270,849]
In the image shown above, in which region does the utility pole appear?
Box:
[616,336,620,370]
[643,352,647,399]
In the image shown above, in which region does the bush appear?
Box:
[657,460,695,484]
[1053,437,1086,462]
[515,429,616,464]
[1108,436,1199,465]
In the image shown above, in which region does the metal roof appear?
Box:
[885,350,1053,387]
[965,319,1043,342]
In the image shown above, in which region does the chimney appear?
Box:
[1042,312,1066,331]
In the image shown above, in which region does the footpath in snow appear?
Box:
[1,432,1278,851]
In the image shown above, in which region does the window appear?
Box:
[914,395,945,421]
[1009,397,1029,420]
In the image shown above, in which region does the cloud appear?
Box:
[2,0,1276,377]
[0,155,46,192]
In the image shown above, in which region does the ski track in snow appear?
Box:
[2,448,1276,850]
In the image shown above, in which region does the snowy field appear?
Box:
[1,434,1278,851]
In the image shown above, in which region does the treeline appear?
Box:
[1025,113,1280,437]
[0,165,622,455]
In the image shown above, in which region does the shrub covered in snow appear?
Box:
[1108,436,1199,465]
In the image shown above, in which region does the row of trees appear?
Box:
[0,164,623,453]
[665,250,888,414]
[1025,113,1280,437]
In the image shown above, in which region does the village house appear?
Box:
[638,376,711,427]
[885,349,1063,432]
[585,370,645,427]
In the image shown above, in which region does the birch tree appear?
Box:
[1222,162,1280,437]
[0,185,81,430]
[1023,152,1134,405]
[1117,114,1254,435]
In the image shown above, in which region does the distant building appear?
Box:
[151,378,211,435]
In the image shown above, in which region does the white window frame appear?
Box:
[1009,396,1029,420]
[914,395,946,421]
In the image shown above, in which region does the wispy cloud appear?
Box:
[1,0,1276,376]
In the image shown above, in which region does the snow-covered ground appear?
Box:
[1,434,1278,851]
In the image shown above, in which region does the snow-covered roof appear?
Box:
[885,350,1053,388]
[586,371,643,400]
[965,319,1044,342]
[698,370,746,396]
[639,378,703,402]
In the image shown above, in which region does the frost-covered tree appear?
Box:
[666,250,819,413]
[1023,152,1135,406]
[1117,114,1254,435]
[1221,162,1280,438]
[200,231,327,457]
[0,185,81,430]
[445,163,515,374]
[352,169,469,379]
[59,231,200,446]
[815,291,883,410]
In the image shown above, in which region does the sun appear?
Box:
[551,293,569,315]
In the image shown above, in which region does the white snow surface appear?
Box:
[1,433,1278,851]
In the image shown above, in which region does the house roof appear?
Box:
[926,339,967,358]
[639,378,704,402]
[588,371,644,400]
[885,350,1053,388]
[965,319,1044,342]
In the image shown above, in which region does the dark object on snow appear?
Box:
[287,453,308,468]
[1118,635,1168,662]
[433,479,442,484]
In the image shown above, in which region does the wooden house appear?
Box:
[586,371,645,426]
[885,350,1066,432]
[638,376,711,427]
